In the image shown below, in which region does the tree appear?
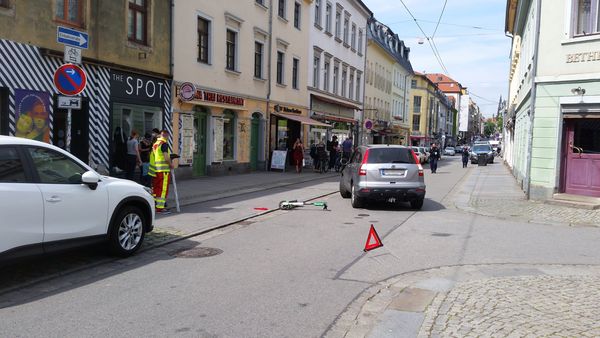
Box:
[484,120,496,138]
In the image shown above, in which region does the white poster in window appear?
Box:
[179,114,194,165]
[213,118,224,162]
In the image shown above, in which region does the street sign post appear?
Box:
[53,64,87,96]
[57,96,82,109]
[57,26,89,49]
[64,45,82,64]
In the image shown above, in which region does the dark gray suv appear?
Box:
[339,145,426,209]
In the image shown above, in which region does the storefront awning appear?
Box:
[311,113,357,124]
[311,93,361,110]
[271,112,331,127]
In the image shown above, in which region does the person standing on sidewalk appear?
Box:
[462,145,469,168]
[341,136,353,161]
[149,129,173,215]
[292,138,304,173]
[125,131,142,180]
[139,133,152,186]
[429,143,441,173]
[327,135,339,169]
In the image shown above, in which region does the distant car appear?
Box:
[470,143,495,164]
[411,146,427,164]
[0,136,155,263]
[454,146,463,154]
[418,147,430,163]
[444,147,456,156]
[340,145,426,209]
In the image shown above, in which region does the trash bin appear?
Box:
[477,153,488,166]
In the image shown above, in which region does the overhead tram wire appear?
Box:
[386,19,502,32]
[397,0,450,75]
[432,0,448,39]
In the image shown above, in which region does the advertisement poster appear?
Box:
[179,114,194,165]
[15,89,51,143]
[459,94,470,132]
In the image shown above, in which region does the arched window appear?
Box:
[223,110,236,160]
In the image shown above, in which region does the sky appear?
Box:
[362,0,510,117]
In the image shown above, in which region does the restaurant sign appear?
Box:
[177,86,245,106]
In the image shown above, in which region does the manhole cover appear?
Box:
[431,233,452,237]
[171,247,223,258]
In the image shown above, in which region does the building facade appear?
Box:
[505,0,600,200]
[408,73,451,146]
[363,17,413,145]
[0,0,171,172]
[308,0,371,146]
[426,73,463,144]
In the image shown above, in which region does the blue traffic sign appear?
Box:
[57,26,89,49]
[54,64,87,96]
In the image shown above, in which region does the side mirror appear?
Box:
[81,171,100,190]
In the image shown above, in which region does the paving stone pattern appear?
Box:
[420,274,600,337]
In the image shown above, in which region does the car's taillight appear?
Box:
[359,149,369,176]
[410,149,420,164]
[418,164,424,177]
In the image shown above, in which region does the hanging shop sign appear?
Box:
[179,82,196,101]
[274,104,302,114]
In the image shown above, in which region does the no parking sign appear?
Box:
[53,64,87,96]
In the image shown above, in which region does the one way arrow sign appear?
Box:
[57,26,89,49]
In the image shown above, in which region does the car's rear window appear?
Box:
[367,148,415,164]
[473,145,491,152]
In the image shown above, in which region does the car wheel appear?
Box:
[340,180,351,198]
[108,205,146,257]
[351,184,364,208]
[410,198,424,210]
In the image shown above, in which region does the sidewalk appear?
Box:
[325,161,600,338]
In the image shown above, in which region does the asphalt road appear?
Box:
[3,157,600,337]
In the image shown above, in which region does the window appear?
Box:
[574,0,600,36]
[0,0,9,8]
[222,111,235,160]
[226,29,237,71]
[198,17,210,64]
[128,0,147,44]
[343,15,349,44]
[323,60,330,91]
[294,2,301,29]
[351,24,356,49]
[356,73,361,100]
[411,79,417,88]
[277,51,285,85]
[413,96,422,113]
[325,3,332,33]
[349,73,354,100]
[0,147,26,183]
[293,58,300,89]
[315,0,321,26]
[333,64,339,94]
[313,55,320,88]
[56,0,83,27]
[28,147,85,184]
[358,29,363,54]
[278,0,286,19]
[341,68,347,97]
[256,0,265,6]
[254,42,263,78]
[335,9,341,38]
[412,115,421,132]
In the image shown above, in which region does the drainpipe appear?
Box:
[169,0,174,77]
[265,0,273,170]
[360,19,371,146]
[525,0,541,199]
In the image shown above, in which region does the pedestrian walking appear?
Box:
[341,136,353,161]
[327,135,339,169]
[125,130,141,180]
[292,138,304,173]
[462,146,469,168]
[149,129,173,215]
[429,143,441,173]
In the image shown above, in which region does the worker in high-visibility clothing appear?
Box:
[148,129,173,215]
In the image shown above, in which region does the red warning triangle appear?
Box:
[364,224,383,252]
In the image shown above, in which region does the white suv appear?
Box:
[0,136,155,262]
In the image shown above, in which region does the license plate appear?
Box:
[382,169,406,176]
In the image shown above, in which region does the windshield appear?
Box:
[367,148,416,164]
[473,145,491,152]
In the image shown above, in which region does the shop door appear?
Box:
[250,114,260,170]
[192,111,208,176]
[53,101,89,163]
[563,119,600,197]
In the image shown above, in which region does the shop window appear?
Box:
[111,104,162,170]
[222,110,235,160]
[55,0,83,27]
[128,0,148,45]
